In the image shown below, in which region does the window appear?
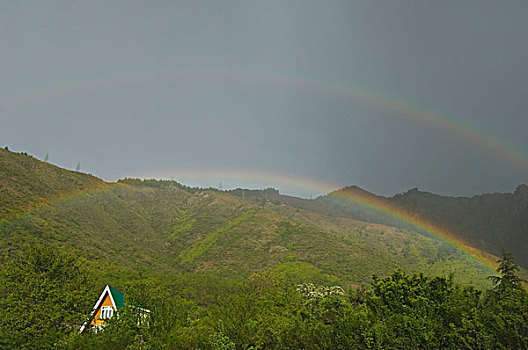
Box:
[100,306,114,319]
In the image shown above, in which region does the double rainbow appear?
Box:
[2,70,516,272]
[2,70,528,172]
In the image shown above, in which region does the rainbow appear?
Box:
[1,164,499,272]
[331,187,499,273]
[2,71,528,172]
[0,183,112,225]
[138,167,499,273]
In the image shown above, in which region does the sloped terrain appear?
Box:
[0,148,106,221]
[389,186,528,267]
[0,150,498,289]
[234,184,528,268]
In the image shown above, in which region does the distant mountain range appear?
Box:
[1,147,526,290]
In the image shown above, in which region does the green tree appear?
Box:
[361,270,487,349]
[0,244,95,349]
[482,253,528,348]
[488,252,523,294]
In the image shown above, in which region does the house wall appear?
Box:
[90,292,113,326]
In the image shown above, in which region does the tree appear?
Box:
[483,253,528,348]
[0,244,95,349]
[488,252,523,294]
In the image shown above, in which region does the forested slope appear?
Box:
[0,149,495,288]
[2,149,528,349]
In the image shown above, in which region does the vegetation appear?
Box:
[0,148,105,222]
[1,149,527,348]
[0,170,498,287]
[0,246,526,349]
[179,209,256,264]
[382,186,528,268]
[0,244,96,349]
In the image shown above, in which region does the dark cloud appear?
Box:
[1,1,527,197]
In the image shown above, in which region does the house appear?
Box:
[79,285,127,332]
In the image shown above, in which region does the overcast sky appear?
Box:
[1,1,527,197]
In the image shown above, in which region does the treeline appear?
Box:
[1,245,527,349]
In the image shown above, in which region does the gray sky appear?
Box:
[1,1,527,197]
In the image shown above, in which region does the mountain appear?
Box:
[389,186,528,267]
[0,148,515,289]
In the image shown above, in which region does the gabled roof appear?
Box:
[91,285,124,311]
[79,284,125,333]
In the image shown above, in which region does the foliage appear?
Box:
[0,244,95,349]
[3,149,528,348]
[0,148,105,221]
[168,217,196,240]
[0,245,526,349]
[179,209,256,264]
[488,252,524,294]
[482,253,528,349]
[208,320,236,350]
[0,150,507,289]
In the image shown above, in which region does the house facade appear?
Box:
[79,285,125,332]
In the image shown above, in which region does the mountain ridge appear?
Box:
[387,184,528,267]
[226,180,528,268]
[0,148,507,289]
[0,151,524,286]
[0,149,528,267]
[2,148,526,268]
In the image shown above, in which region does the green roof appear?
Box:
[109,285,125,309]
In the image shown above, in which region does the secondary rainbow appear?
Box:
[2,71,527,171]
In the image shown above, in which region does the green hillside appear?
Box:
[2,149,528,349]
[0,147,106,222]
[240,184,528,269]
[0,149,496,288]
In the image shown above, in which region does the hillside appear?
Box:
[239,184,528,268]
[0,149,501,289]
[0,147,106,221]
